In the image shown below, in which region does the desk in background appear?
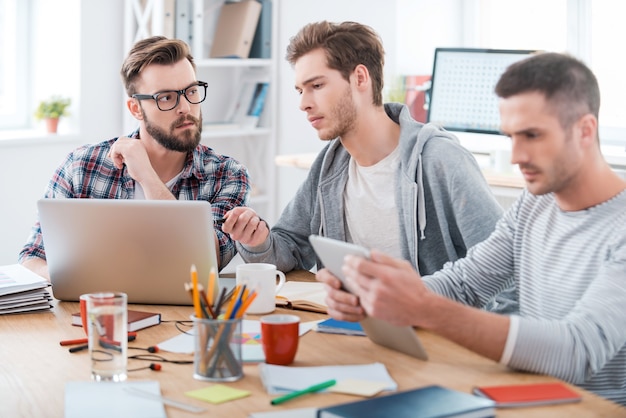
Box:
[1,271,624,417]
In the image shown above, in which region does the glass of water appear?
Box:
[85,292,128,382]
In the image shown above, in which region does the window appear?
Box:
[465,0,626,146]
[0,0,79,134]
[0,0,30,129]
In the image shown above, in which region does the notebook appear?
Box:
[37,199,219,305]
[317,385,495,418]
[309,235,428,360]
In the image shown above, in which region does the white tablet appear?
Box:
[308,235,428,360]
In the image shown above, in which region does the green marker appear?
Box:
[270,379,337,405]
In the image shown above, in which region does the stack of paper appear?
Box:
[0,264,52,314]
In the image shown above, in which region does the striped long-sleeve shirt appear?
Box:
[425,189,626,406]
[18,135,250,268]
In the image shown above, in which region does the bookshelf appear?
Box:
[124,0,278,223]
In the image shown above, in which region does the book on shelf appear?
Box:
[72,309,161,332]
[210,0,262,58]
[174,0,192,44]
[229,80,270,128]
[316,318,365,336]
[249,0,272,59]
[472,382,582,408]
[161,0,176,39]
[275,281,327,314]
[0,264,53,314]
[317,385,496,418]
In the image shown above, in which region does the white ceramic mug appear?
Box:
[236,263,286,314]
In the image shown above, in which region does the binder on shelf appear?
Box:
[230,80,269,128]
[209,0,262,59]
[162,0,176,38]
[249,0,272,59]
[175,0,192,45]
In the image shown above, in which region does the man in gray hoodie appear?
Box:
[223,21,510,310]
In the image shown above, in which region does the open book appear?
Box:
[275,281,327,314]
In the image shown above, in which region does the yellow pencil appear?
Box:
[190,264,202,319]
[208,267,216,305]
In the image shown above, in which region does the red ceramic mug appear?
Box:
[260,314,300,365]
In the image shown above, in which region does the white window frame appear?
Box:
[0,0,30,129]
[464,0,626,148]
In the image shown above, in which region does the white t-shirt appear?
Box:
[133,172,182,200]
[344,145,402,258]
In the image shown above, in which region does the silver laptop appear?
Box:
[309,235,428,360]
[37,199,219,305]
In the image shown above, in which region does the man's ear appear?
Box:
[577,113,598,148]
[126,97,143,120]
[352,64,370,91]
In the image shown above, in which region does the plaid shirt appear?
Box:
[19,135,250,268]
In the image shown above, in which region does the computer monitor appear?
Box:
[427,48,537,134]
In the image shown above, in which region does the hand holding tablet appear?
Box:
[308,235,428,360]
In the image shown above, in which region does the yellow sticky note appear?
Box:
[328,379,388,397]
[185,384,250,404]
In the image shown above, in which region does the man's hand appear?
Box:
[221,207,269,247]
[316,268,366,322]
[108,137,155,184]
[108,137,174,200]
[343,249,429,327]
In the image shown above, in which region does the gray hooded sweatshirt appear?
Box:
[237,103,503,277]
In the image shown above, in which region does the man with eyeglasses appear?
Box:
[19,36,250,279]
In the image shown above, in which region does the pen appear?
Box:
[67,335,136,353]
[214,218,226,225]
[60,332,137,346]
[270,379,336,405]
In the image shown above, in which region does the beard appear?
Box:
[318,86,357,141]
[142,108,203,153]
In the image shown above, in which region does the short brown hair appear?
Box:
[286,21,385,106]
[120,36,195,96]
[495,52,600,130]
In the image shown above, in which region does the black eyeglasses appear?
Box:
[132,81,208,111]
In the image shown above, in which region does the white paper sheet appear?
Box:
[259,362,397,394]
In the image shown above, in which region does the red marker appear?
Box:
[61,332,137,346]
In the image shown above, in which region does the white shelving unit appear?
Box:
[124,0,279,224]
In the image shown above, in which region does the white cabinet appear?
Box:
[124,0,278,223]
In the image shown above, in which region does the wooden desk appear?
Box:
[2,271,624,417]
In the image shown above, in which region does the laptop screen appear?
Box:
[427,48,536,134]
[38,199,219,305]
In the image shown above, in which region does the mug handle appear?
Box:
[275,271,286,294]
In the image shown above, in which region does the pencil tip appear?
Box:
[190,264,197,272]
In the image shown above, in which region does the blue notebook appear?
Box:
[316,385,495,418]
[316,318,366,336]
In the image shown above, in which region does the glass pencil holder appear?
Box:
[192,315,243,382]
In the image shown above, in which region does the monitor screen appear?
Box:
[427,48,537,134]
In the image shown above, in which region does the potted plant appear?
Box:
[34,95,71,134]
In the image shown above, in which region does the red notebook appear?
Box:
[473,382,582,408]
[72,309,161,332]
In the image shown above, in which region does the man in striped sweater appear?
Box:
[318,52,626,406]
